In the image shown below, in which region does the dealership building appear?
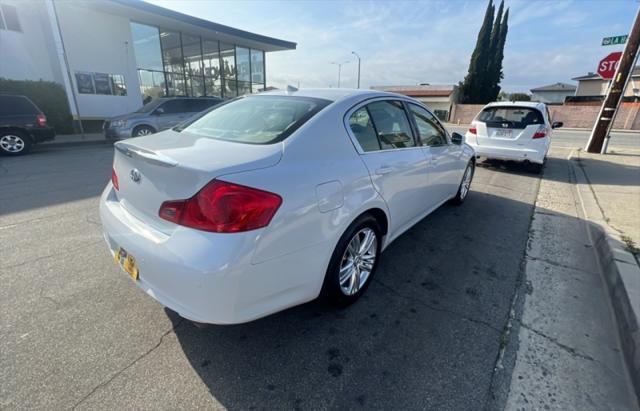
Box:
[0,0,295,121]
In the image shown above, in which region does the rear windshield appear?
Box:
[178,95,330,144]
[477,107,544,129]
[0,95,39,116]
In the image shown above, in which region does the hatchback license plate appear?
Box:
[494,129,512,138]
[115,247,139,280]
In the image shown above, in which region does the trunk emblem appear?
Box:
[130,169,141,183]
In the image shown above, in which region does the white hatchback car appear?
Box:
[100,89,475,324]
[465,102,562,173]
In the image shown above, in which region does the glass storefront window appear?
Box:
[182,34,203,77]
[250,49,264,84]
[236,47,250,82]
[138,69,166,102]
[131,23,164,72]
[220,43,236,80]
[237,80,251,96]
[204,77,222,97]
[202,40,221,81]
[186,75,205,97]
[165,72,186,96]
[251,84,265,94]
[160,30,184,75]
[224,80,238,98]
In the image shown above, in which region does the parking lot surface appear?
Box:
[0,135,583,409]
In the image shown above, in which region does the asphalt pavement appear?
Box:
[0,130,623,409]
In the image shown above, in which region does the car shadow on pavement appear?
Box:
[167,188,539,410]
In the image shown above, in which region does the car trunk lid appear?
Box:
[112,129,282,231]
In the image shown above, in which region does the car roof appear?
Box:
[257,88,406,103]
[484,101,545,110]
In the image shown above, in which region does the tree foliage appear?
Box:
[458,0,509,104]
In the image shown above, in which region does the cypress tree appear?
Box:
[486,1,504,101]
[488,8,509,101]
[458,0,494,103]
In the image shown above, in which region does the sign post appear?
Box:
[586,9,640,154]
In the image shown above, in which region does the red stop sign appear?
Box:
[597,52,622,80]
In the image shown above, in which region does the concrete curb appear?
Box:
[571,153,640,398]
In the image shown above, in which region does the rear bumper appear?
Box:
[99,184,327,324]
[30,127,56,143]
[466,140,546,164]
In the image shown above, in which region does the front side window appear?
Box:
[409,104,448,146]
[477,106,544,129]
[180,96,330,144]
[366,100,415,150]
[157,99,187,114]
[348,107,380,152]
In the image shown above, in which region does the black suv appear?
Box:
[0,95,56,155]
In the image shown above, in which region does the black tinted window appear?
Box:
[367,100,415,149]
[184,99,220,112]
[409,104,448,146]
[157,99,187,114]
[1,4,21,32]
[0,96,39,116]
[478,107,544,129]
[349,107,380,152]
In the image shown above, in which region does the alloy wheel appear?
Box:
[339,227,377,296]
[0,135,25,153]
[136,128,153,136]
[460,164,473,199]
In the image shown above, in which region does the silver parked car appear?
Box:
[103,97,223,139]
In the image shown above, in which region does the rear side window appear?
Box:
[348,107,380,152]
[0,96,39,116]
[158,99,188,114]
[477,107,544,129]
[180,96,330,144]
[366,100,415,149]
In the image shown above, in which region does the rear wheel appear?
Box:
[322,215,382,306]
[451,161,474,205]
[529,158,545,174]
[0,130,31,156]
[132,125,155,137]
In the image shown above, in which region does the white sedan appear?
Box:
[100,89,475,325]
[465,101,563,173]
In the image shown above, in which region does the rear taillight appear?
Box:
[159,180,282,233]
[468,126,477,135]
[36,114,47,128]
[111,168,119,191]
[533,126,548,139]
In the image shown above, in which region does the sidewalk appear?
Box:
[505,147,640,409]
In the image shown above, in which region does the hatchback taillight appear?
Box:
[533,125,548,139]
[468,126,477,135]
[111,168,119,191]
[159,180,282,233]
[36,114,47,128]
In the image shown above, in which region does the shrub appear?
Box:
[0,78,74,134]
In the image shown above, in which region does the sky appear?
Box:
[146,0,638,93]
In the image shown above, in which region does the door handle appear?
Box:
[375,166,395,175]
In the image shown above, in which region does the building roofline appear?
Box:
[110,0,296,51]
[530,82,576,92]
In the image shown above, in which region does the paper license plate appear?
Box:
[114,247,139,280]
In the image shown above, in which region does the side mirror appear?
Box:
[451,132,464,145]
[551,121,563,129]
[153,107,165,115]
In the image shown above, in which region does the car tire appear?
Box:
[451,160,475,205]
[321,214,382,307]
[132,125,155,137]
[0,130,31,156]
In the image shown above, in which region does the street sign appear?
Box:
[597,52,622,79]
[601,35,628,46]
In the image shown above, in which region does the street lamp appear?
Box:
[351,51,361,89]
[331,60,349,88]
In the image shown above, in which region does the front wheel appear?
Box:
[132,125,155,137]
[451,161,474,205]
[321,215,382,306]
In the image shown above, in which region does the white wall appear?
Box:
[55,1,142,118]
[0,0,62,83]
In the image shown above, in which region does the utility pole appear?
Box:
[585,7,640,153]
[331,61,349,88]
[351,51,361,88]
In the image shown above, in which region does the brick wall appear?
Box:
[449,103,640,130]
